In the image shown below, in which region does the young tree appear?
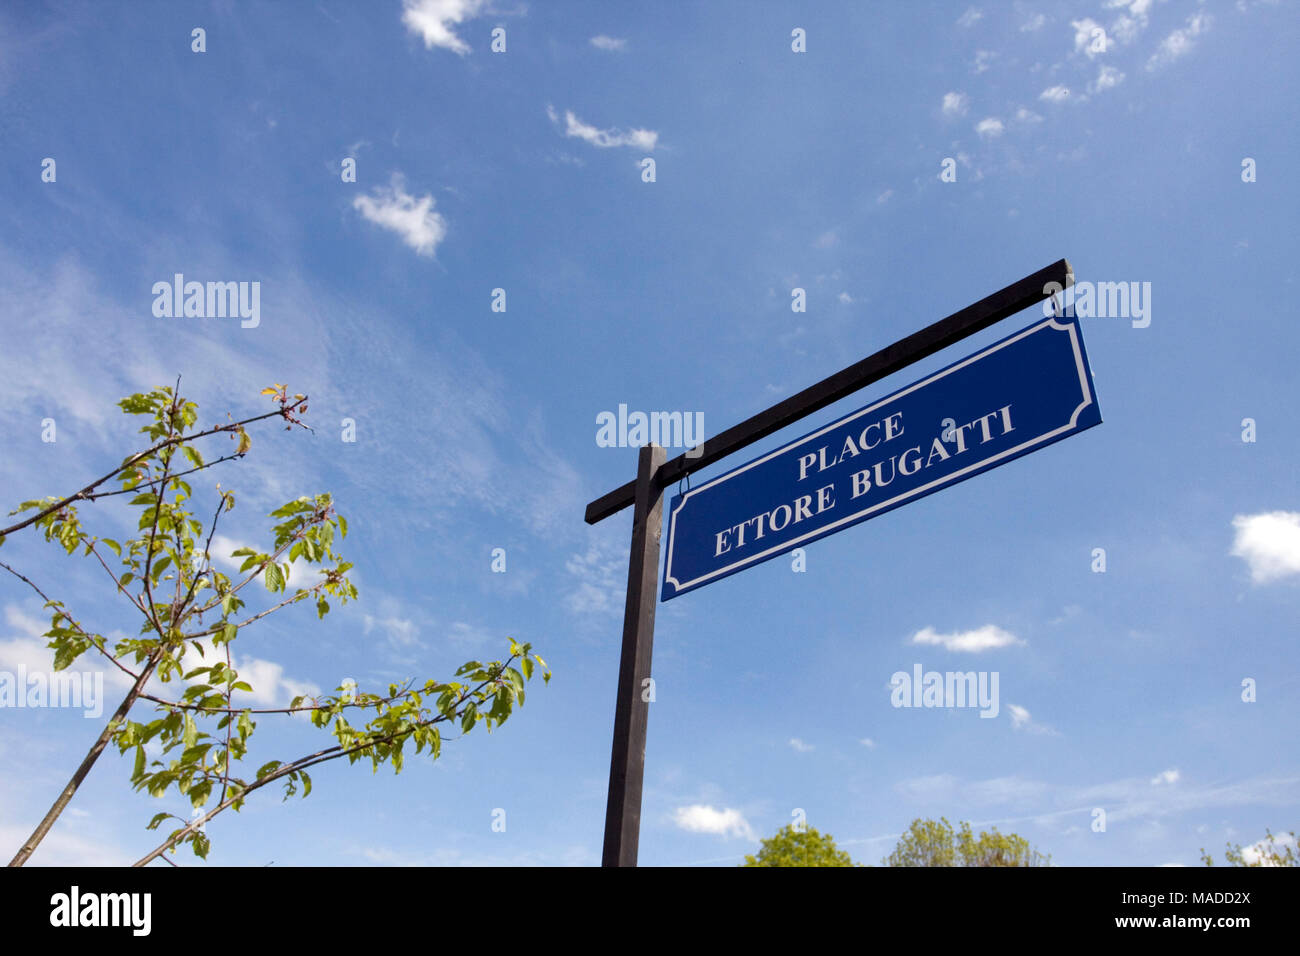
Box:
[1201,828,1298,867]
[742,823,857,867]
[2,381,548,866]
[884,817,1051,867]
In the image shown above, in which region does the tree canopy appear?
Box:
[742,823,857,867]
[1201,828,1297,867]
[883,817,1051,867]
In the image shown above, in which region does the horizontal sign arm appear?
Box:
[585,258,1074,525]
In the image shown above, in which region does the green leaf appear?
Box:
[146,812,171,831]
[263,562,283,592]
[150,554,172,582]
[102,538,122,557]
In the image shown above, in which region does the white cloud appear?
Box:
[401,0,488,55]
[973,50,996,74]
[975,117,1004,138]
[208,533,326,589]
[1146,12,1211,71]
[1231,511,1300,583]
[352,174,448,258]
[1106,0,1153,14]
[1106,1,1154,46]
[815,230,838,248]
[909,624,1022,653]
[672,805,756,840]
[1015,107,1044,123]
[1151,768,1181,786]
[859,737,876,749]
[1071,18,1108,58]
[875,189,893,204]
[547,105,658,151]
[445,620,498,650]
[1092,64,1125,92]
[1105,0,1154,35]
[564,539,625,616]
[363,614,421,648]
[1039,85,1071,103]
[590,35,627,52]
[788,737,813,753]
[942,91,969,117]
[1020,13,1047,32]
[228,653,320,707]
[0,809,131,865]
[956,7,983,28]
[838,291,854,305]
[1009,704,1058,735]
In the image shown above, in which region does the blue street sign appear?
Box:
[660,314,1102,601]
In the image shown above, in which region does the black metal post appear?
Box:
[601,442,666,867]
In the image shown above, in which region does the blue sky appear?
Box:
[1,0,1298,867]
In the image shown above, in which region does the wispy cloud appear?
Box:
[1146,12,1212,71]
[1039,85,1071,103]
[1071,18,1108,58]
[672,804,757,840]
[1009,704,1058,735]
[590,35,627,52]
[956,7,983,28]
[1091,64,1125,93]
[401,0,489,56]
[546,105,658,151]
[788,737,814,753]
[363,614,422,649]
[564,538,626,617]
[352,174,448,258]
[975,117,1004,139]
[1105,0,1154,46]
[1151,768,1181,786]
[942,91,969,117]
[909,624,1022,653]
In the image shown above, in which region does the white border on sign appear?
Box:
[662,316,1095,595]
